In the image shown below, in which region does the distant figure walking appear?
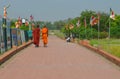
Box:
[42,25,48,47]
[33,24,40,47]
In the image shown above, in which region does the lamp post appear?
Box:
[2,4,10,51]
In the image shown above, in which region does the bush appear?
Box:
[19,25,29,31]
[100,31,108,38]
[111,26,120,38]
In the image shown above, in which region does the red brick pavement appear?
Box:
[0,35,120,79]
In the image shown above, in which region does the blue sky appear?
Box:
[0,0,120,22]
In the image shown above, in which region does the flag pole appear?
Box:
[84,17,87,39]
[85,26,87,39]
[91,25,92,39]
[107,17,111,53]
[108,18,111,39]
[98,22,100,41]
[76,19,80,40]
[79,29,80,40]
[97,13,100,49]
[108,8,112,53]
[90,16,93,39]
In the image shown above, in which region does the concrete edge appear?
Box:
[78,41,120,67]
[0,41,33,65]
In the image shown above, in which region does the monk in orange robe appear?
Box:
[42,25,48,47]
[33,25,40,47]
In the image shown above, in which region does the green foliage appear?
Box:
[19,25,29,31]
[99,12,109,31]
[36,21,55,30]
[53,30,65,39]
[110,15,120,27]
[100,31,108,38]
[90,39,120,58]
[89,39,98,46]
[80,10,96,27]
[53,20,66,30]
[69,17,79,26]
[111,26,120,38]
[109,46,120,58]
[11,25,16,28]
[10,19,17,28]
[61,10,120,39]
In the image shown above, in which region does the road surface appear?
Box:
[0,35,120,79]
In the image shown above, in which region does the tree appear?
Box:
[53,20,66,30]
[80,10,96,27]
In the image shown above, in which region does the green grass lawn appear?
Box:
[90,39,120,58]
[52,30,65,39]
[52,30,120,58]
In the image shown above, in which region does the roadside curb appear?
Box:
[79,40,120,67]
[0,41,33,65]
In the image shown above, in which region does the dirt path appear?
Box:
[0,35,120,79]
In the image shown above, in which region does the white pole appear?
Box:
[108,18,110,39]
[107,12,111,53]
[84,17,87,39]
[91,25,92,39]
[84,26,86,39]
[98,14,100,49]
[79,29,80,40]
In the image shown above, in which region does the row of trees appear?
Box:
[60,10,120,39]
[35,20,66,30]
[10,10,120,39]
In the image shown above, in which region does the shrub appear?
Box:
[111,26,120,38]
[100,31,108,38]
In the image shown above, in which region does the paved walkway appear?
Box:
[0,35,120,79]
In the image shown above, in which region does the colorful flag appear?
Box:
[90,16,94,26]
[69,24,74,29]
[110,8,115,20]
[30,15,34,21]
[76,20,80,27]
[93,17,98,25]
[90,16,98,26]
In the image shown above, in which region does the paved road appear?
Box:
[0,35,120,79]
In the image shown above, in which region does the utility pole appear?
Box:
[2,4,10,51]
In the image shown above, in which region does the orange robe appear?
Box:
[42,27,48,45]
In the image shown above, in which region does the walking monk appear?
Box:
[33,24,40,47]
[42,25,48,47]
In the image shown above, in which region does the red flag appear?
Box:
[110,8,115,20]
[30,15,34,21]
[90,16,98,26]
[90,16,94,26]
[93,17,98,25]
